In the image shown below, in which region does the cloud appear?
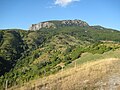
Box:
[54,0,80,7]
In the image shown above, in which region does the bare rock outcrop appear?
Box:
[29,22,56,31]
[29,19,89,31]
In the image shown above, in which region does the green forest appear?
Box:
[0,22,120,89]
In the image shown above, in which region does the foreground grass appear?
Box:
[9,49,120,90]
[11,58,120,90]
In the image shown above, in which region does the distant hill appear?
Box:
[0,20,120,90]
[29,19,89,30]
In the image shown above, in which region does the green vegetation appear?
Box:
[67,48,120,68]
[0,23,120,90]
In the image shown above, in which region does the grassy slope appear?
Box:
[1,26,120,89]
[9,49,120,90]
[67,48,120,68]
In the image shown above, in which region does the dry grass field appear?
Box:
[9,57,120,90]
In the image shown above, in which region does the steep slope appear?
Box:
[10,48,120,90]
[0,20,120,90]
[0,30,26,75]
[29,19,89,31]
[10,55,120,90]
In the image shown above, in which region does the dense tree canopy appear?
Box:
[0,25,120,89]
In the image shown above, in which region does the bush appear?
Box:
[70,46,84,60]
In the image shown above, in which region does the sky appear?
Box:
[0,0,120,30]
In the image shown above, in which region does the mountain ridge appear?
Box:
[29,19,89,31]
[0,20,120,90]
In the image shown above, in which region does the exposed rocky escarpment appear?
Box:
[29,22,56,31]
[61,20,89,26]
[29,19,89,31]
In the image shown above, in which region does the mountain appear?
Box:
[29,19,89,30]
[0,20,120,90]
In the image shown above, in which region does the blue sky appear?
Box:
[0,0,120,30]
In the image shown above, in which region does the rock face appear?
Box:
[61,20,89,26]
[29,19,89,31]
[29,22,56,31]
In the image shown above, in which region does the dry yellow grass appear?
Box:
[9,58,120,90]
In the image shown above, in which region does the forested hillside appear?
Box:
[0,20,120,90]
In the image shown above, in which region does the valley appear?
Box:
[0,20,120,90]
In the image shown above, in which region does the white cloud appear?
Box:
[54,0,80,7]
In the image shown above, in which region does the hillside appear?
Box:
[29,20,89,30]
[0,20,120,90]
[9,48,120,90]
[12,58,120,90]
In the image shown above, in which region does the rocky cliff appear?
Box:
[29,19,89,31]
